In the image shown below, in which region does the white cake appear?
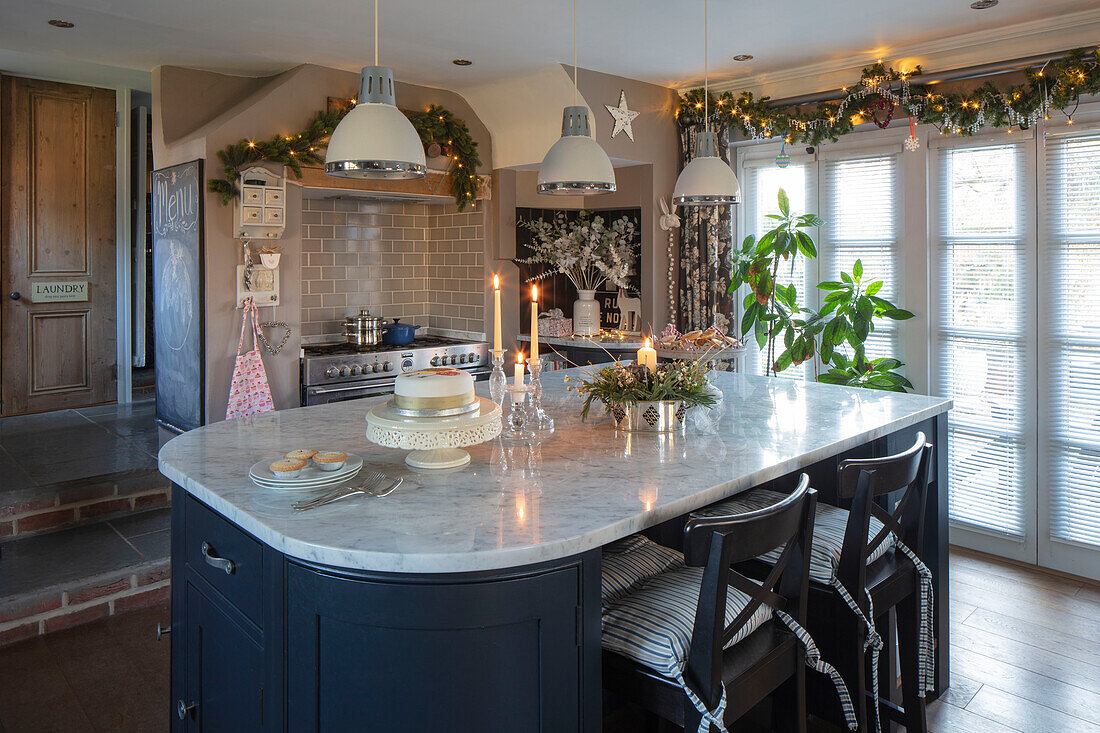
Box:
[394,368,476,411]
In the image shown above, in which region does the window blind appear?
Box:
[933,140,1033,538]
[1044,129,1100,550]
[821,154,901,363]
[739,160,814,379]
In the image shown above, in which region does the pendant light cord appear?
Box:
[572,0,580,105]
[374,0,379,66]
[704,0,709,133]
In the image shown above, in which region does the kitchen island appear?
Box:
[159,369,951,731]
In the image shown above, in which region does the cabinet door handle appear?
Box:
[156,623,171,641]
[201,541,236,575]
[177,699,196,720]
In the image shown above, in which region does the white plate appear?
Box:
[249,454,363,489]
[249,471,360,490]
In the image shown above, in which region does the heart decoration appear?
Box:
[869,98,895,130]
[257,322,292,355]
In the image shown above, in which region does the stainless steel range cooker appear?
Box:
[300,336,490,406]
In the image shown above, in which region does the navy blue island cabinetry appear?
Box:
[161,369,952,731]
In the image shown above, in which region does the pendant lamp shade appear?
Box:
[538,106,616,195]
[325,66,426,180]
[672,131,740,206]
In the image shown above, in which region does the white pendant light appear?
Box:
[537,0,615,195]
[326,0,426,180]
[672,0,740,206]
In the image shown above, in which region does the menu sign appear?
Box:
[30,280,88,303]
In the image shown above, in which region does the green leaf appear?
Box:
[754,317,768,349]
[774,349,793,372]
[856,296,875,322]
[784,327,794,348]
[883,308,916,320]
[801,214,825,227]
[865,280,883,296]
[777,187,790,217]
[852,259,863,280]
[818,372,852,385]
[817,281,846,291]
[840,271,853,284]
[872,358,903,370]
[819,339,834,364]
[854,317,869,342]
[796,230,818,258]
[741,302,758,336]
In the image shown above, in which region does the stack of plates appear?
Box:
[248,454,364,490]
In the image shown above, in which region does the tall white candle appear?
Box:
[530,285,539,362]
[493,274,502,352]
[638,337,657,373]
[514,354,525,386]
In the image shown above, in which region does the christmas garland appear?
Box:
[208,102,483,210]
[677,47,1100,145]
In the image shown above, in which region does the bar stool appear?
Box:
[600,476,858,733]
[697,434,934,732]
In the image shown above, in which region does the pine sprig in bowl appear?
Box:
[566,361,717,422]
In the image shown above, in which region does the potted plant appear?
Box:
[517,210,637,336]
[728,188,915,392]
[566,360,717,432]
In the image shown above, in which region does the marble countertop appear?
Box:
[516,333,648,349]
[159,370,951,574]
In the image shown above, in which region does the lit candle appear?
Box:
[493,274,502,352]
[530,284,539,362]
[514,353,525,386]
[638,337,658,373]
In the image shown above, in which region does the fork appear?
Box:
[291,471,386,511]
[301,475,401,510]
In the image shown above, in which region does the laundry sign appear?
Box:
[30,280,89,303]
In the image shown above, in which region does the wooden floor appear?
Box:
[0,550,1095,732]
[926,547,1100,733]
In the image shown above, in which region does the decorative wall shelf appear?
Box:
[291,165,491,203]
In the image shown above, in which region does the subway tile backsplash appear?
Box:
[300,199,485,339]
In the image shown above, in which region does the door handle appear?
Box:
[8,292,19,300]
[177,699,196,720]
[156,622,171,641]
[200,541,236,575]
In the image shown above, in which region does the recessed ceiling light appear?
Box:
[733,54,754,62]
[970,0,998,8]
[47,19,75,28]
[452,59,472,66]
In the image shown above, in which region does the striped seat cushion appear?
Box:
[601,534,685,606]
[602,565,773,681]
[695,489,895,586]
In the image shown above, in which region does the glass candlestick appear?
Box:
[526,358,554,431]
[489,349,506,404]
[503,385,534,439]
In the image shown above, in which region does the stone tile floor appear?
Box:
[0,398,161,489]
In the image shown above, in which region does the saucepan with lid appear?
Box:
[344,309,385,346]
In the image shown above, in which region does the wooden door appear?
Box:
[1,75,116,415]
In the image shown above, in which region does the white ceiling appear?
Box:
[0,0,1096,92]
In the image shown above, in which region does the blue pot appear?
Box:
[381,319,420,345]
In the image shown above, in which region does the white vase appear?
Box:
[573,289,600,336]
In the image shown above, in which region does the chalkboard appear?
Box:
[153,160,204,433]
[514,207,642,333]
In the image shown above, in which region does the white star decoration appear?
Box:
[605,90,639,142]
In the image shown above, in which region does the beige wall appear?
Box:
[152,64,493,423]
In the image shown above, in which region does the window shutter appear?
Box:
[933,139,1034,539]
[739,160,815,379]
[1044,129,1100,550]
[821,154,901,362]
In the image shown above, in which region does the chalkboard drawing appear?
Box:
[153,159,204,433]
[159,241,194,351]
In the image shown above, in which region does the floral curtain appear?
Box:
[677,124,736,337]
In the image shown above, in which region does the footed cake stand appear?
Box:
[365,397,502,469]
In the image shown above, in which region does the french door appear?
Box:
[933,124,1100,580]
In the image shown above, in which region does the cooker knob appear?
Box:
[325,366,339,379]
[339,365,351,377]
[458,354,468,364]
[350,364,362,376]
[361,363,374,374]
[381,361,394,372]
[467,352,479,363]
[447,355,458,365]
[430,356,442,367]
